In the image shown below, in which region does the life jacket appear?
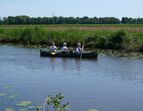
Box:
[50,46,57,52]
[76,47,82,53]
[61,46,68,51]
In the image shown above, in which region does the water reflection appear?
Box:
[49,58,82,75]
[1,45,143,111]
[50,58,56,73]
[0,44,143,82]
[75,59,81,74]
[61,58,68,72]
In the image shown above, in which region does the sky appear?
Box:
[0,0,143,18]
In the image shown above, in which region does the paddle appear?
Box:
[80,43,85,58]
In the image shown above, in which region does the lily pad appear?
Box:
[28,105,35,109]
[17,101,32,107]
[28,105,42,109]
[5,108,15,111]
[4,85,14,89]
[88,109,98,111]
[8,95,16,99]
[18,109,28,111]
[36,106,42,109]
[0,93,6,96]
[7,90,15,93]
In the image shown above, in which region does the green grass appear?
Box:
[1,24,143,27]
[0,25,143,52]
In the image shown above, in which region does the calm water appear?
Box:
[0,45,143,111]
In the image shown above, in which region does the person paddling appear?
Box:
[50,42,57,53]
[61,42,68,53]
[75,42,83,53]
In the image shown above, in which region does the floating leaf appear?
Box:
[28,105,35,109]
[8,95,16,99]
[5,107,15,111]
[88,109,98,111]
[4,86,14,89]
[8,90,15,93]
[17,101,32,107]
[36,106,42,109]
[18,109,28,111]
[0,93,6,96]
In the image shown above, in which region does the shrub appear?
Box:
[109,30,127,50]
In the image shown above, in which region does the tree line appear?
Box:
[0,15,143,24]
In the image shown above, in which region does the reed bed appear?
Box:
[0,25,143,52]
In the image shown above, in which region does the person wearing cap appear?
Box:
[61,42,68,53]
[75,42,83,53]
[50,42,57,53]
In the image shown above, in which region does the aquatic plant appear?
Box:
[17,101,32,107]
[8,95,17,102]
[5,107,15,111]
[88,109,98,111]
[4,85,15,89]
[43,93,69,111]
[0,93,6,96]
[18,108,29,111]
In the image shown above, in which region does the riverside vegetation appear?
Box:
[0,25,143,52]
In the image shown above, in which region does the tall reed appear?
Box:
[0,26,143,51]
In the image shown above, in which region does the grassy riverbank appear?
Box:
[0,24,143,52]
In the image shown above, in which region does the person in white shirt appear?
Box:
[75,42,83,53]
[50,42,57,53]
[61,42,68,53]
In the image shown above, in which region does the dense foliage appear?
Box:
[0,26,143,52]
[0,15,123,24]
[1,16,143,24]
[121,17,143,24]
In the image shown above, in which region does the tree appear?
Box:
[1,15,143,24]
[0,17,2,25]
[121,17,130,24]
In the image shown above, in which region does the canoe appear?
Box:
[40,50,98,59]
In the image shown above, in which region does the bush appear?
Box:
[109,30,127,50]
[1,26,143,52]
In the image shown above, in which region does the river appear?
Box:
[0,45,143,111]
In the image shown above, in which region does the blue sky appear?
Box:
[0,0,142,18]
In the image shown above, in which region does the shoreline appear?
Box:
[1,43,143,58]
[0,25,143,53]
